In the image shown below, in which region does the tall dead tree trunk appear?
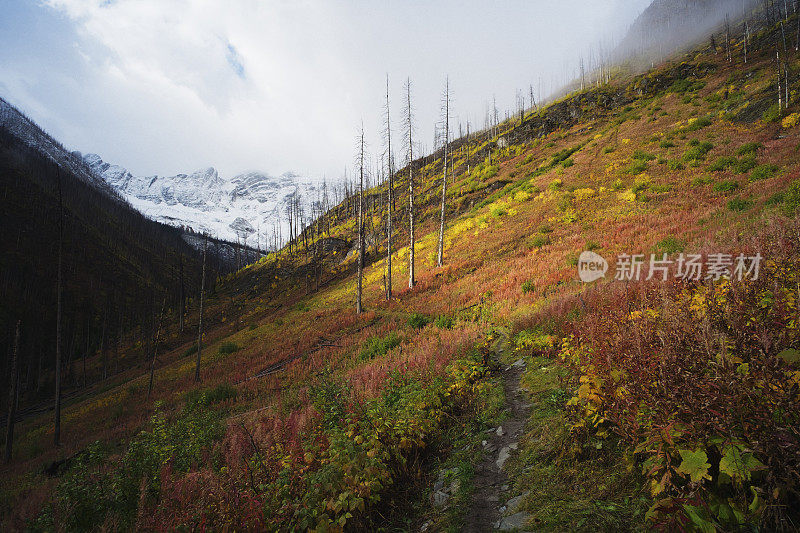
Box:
[4,321,20,463]
[356,125,365,315]
[404,78,416,289]
[195,237,207,383]
[147,296,166,397]
[437,76,450,268]
[385,74,394,301]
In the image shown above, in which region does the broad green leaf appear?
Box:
[682,504,716,533]
[677,448,711,483]
[719,444,765,482]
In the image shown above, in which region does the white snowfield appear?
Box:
[81,153,319,246]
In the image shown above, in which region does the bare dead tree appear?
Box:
[4,321,20,462]
[437,76,450,268]
[147,296,166,398]
[356,124,366,315]
[403,77,416,289]
[384,74,394,300]
[194,236,207,382]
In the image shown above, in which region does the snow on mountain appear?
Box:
[81,153,319,247]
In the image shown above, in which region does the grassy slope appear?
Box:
[3,22,800,531]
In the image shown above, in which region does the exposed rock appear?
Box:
[495,511,531,531]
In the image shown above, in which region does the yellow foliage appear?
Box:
[782,113,800,128]
[573,188,596,201]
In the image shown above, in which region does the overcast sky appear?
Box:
[0,0,651,181]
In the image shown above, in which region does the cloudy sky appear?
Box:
[0,0,651,181]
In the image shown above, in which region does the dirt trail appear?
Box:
[464,331,532,532]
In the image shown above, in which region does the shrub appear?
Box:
[603,146,616,154]
[682,141,714,162]
[562,233,800,531]
[667,160,685,171]
[586,241,601,251]
[762,104,782,123]
[548,178,563,191]
[727,197,754,211]
[562,158,575,168]
[514,330,556,352]
[708,156,738,172]
[685,115,712,131]
[736,142,762,156]
[434,315,454,330]
[218,342,239,355]
[182,344,198,358]
[669,78,705,93]
[712,180,739,193]
[360,332,402,361]
[660,140,676,149]
[633,149,656,161]
[408,313,431,329]
[185,383,237,408]
[783,179,800,216]
[782,112,800,128]
[529,234,550,248]
[521,281,535,294]
[749,164,780,182]
[691,175,713,187]
[627,159,649,175]
[656,236,685,254]
[734,155,758,174]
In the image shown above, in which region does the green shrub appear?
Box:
[713,180,740,193]
[218,342,239,355]
[734,155,758,174]
[360,332,402,361]
[656,236,685,254]
[434,315,454,330]
[660,140,676,149]
[749,164,780,182]
[182,344,198,358]
[762,104,782,123]
[691,175,713,187]
[766,191,785,206]
[548,179,563,191]
[682,141,714,162]
[727,197,754,211]
[667,160,685,171]
[550,145,581,165]
[521,281,535,294]
[670,79,705,93]
[185,383,237,408]
[562,158,574,168]
[633,149,656,161]
[685,115,712,131]
[783,180,800,216]
[408,313,431,329]
[736,142,762,156]
[529,234,550,248]
[586,241,601,251]
[708,156,738,172]
[627,159,649,175]
[603,146,616,154]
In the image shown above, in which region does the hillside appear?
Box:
[2,6,800,533]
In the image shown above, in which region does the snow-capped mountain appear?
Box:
[81,153,320,246]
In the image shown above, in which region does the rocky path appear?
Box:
[463,332,533,532]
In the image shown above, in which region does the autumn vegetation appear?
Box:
[3,6,800,532]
